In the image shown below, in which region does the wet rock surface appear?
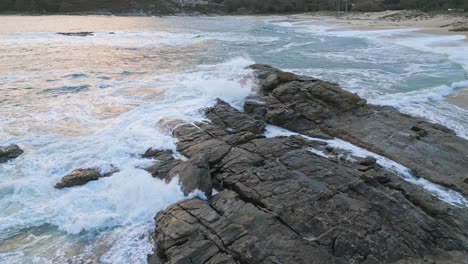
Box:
[148,65,468,264]
[248,64,468,197]
[0,144,23,163]
[54,167,118,189]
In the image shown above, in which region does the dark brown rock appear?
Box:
[150,97,468,264]
[252,65,468,197]
[144,149,182,181]
[206,99,266,134]
[169,155,212,196]
[0,144,23,163]
[358,156,377,166]
[54,167,117,189]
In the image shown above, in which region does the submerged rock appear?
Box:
[57,32,94,37]
[0,144,23,163]
[54,167,118,189]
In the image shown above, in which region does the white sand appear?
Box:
[291,10,468,39]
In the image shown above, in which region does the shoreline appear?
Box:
[150,65,468,263]
[290,10,468,111]
[290,10,468,39]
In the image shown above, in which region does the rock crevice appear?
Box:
[148,65,468,264]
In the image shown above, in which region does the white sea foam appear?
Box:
[264,125,468,207]
[2,15,468,263]
[371,80,468,105]
[0,55,256,263]
[270,19,468,139]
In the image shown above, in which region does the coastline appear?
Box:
[290,10,468,39]
[2,14,468,262]
[150,65,468,263]
[290,10,468,111]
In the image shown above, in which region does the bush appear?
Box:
[352,0,384,12]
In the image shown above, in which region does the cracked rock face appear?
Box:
[148,65,468,264]
[248,64,468,197]
[0,144,23,163]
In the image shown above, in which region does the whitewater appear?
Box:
[0,15,467,263]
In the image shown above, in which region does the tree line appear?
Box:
[1,0,467,13]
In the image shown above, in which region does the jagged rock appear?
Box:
[154,191,334,264]
[250,64,468,196]
[244,95,267,118]
[150,97,468,264]
[169,155,212,196]
[54,167,118,189]
[144,149,182,181]
[206,99,266,134]
[0,144,23,163]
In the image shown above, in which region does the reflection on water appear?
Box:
[0,15,467,263]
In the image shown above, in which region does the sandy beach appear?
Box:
[291,10,468,38]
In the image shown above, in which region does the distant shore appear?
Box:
[292,10,468,111]
[291,10,468,39]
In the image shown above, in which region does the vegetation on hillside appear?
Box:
[0,0,467,14]
[0,0,181,14]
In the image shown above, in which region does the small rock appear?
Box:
[0,144,23,163]
[358,156,377,166]
[55,167,117,189]
[57,32,94,37]
[145,149,182,181]
[143,148,173,159]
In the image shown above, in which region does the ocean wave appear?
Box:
[370,80,468,106]
[0,55,257,263]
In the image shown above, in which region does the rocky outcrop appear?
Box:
[248,64,468,197]
[54,167,118,189]
[148,72,468,263]
[0,144,23,163]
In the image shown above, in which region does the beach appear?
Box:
[291,10,468,38]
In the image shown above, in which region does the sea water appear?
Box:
[0,15,467,263]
